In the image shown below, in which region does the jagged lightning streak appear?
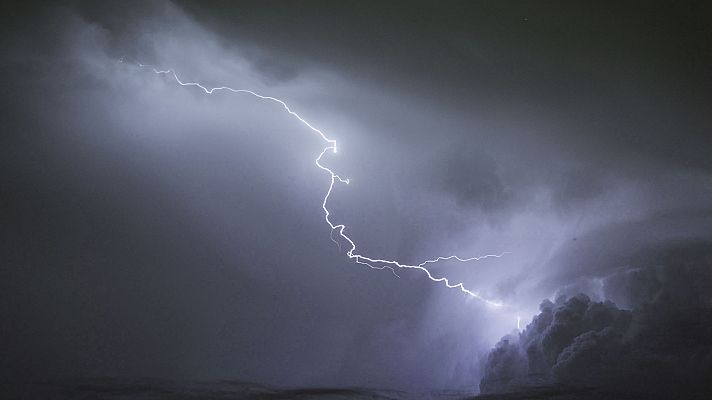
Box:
[131,61,507,307]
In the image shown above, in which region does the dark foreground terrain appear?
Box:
[4,379,697,400]
[5,379,467,400]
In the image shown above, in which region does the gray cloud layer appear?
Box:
[1,0,711,393]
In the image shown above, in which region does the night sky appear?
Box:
[1,1,711,398]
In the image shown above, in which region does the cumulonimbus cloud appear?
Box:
[481,251,712,397]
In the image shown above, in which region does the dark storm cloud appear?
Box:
[161,2,712,301]
[1,0,711,395]
[480,245,712,397]
[177,0,712,171]
[480,295,632,393]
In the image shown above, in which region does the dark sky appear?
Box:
[1,0,711,394]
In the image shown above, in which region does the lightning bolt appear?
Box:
[129,60,507,307]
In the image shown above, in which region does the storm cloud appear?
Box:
[481,248,712,398]
[1,0,711,395]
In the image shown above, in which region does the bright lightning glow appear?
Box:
[130,60,507,307]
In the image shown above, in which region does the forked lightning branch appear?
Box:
[130,60,507,307]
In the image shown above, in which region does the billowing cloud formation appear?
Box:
[481,251,712,397]
[480,294,631,392]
